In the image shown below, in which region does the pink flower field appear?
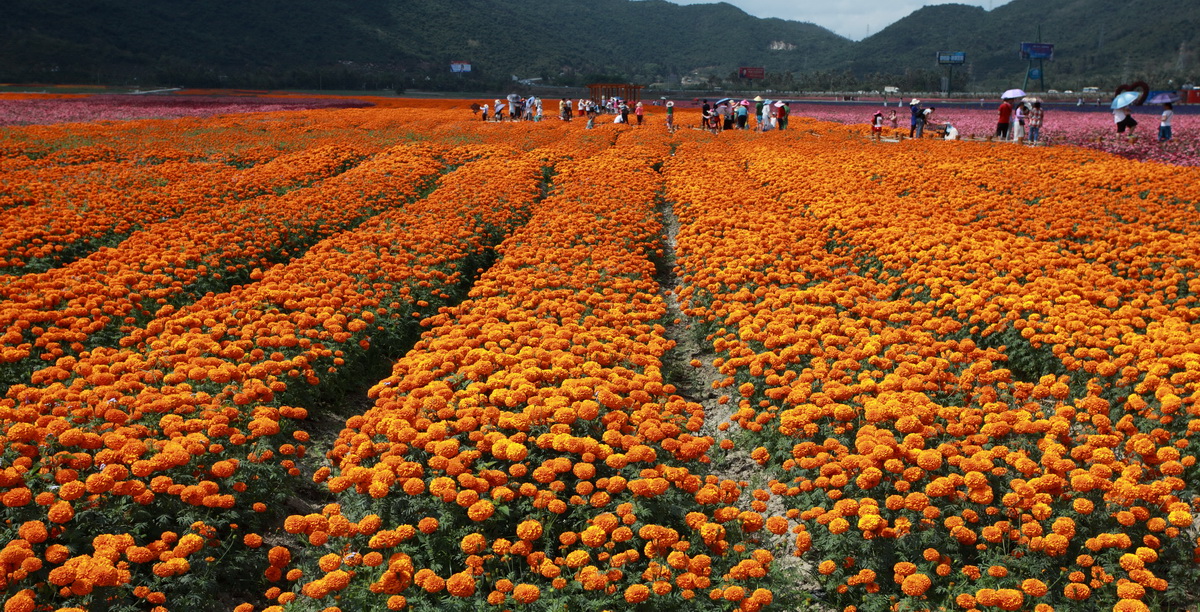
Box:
[0,94,371,127]
[793,102,1200,166]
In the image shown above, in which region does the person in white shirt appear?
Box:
[1159,103,1174,141]
[1114,106,1138,139]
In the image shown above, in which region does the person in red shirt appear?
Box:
[996,99,1013,139]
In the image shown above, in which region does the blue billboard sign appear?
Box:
[1019,43,1054,60]
[937,52,966,65]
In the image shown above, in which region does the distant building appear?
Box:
[587,83,644,102]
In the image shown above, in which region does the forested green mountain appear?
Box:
[1,0,1197,91]
[0,0,849,89]
[848,0,1200,90]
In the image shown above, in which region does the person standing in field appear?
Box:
[1012,102,1027,141]
[1027,101,1044,143]
[480,103,489,122]
[736,101,748,129]
[619,100,631,126]
[996,98,1013,140]
[888,109,898,129]
[915,104,931,138]
[777,102,789,130]
[754,96,764,130]
[701,99,711,130]
[635,101,644,126]
[1159,103,1174,141]
[909,99,922,137]
[665,101,675,132]
[1113,105,1138,140]
[871,110,884,141]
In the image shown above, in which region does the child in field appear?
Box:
[870,110,884,141]
[1160,103,1174,141]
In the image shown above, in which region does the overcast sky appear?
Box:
[668,0,1015,41]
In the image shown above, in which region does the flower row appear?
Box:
[259,129,791,612]
[0,143,379,275]
[662,130,1200,611]
[0,142,449,394]
[0,144,551,611]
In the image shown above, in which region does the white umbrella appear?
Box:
[1002,88,1026,99]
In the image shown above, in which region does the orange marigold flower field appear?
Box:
[1,97,1199,612]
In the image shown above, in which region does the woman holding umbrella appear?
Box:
[996,89,1024,140]
[1111,90,1141,140]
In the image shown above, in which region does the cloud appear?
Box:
[667,0,1014,40]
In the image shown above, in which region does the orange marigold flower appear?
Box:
[625,583,651,603]
[17,521,48,544]
[47,500,75,523]
[512,584,540,604]
[268,546,291,567]
[461,533,486,554]
[1114,599,1150,612]
[4,590,36,612]
[517,520,543,541]
[765,516,788,534]
[447,571,476,597]
[723,585,746,602]
[1022,578,1048,597]
[901,573,931,597]
[467,500,495,522]
[318,553,341,572]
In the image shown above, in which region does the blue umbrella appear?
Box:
[1111,91,1140,109]
[714,97,733,106]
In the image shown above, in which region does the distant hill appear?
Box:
[1,0,1197,91]
[0,0,851,89]
[852,0,1200,90]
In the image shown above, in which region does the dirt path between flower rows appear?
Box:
[655,188,819,607]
